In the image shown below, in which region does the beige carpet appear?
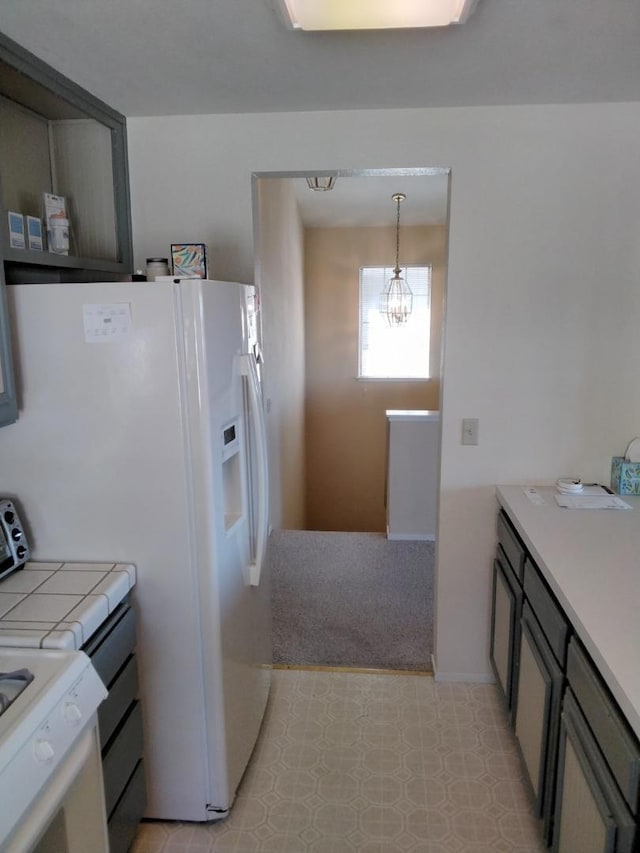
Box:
[267,530,434,671]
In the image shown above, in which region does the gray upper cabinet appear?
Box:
[0,276,17,425]
[0,32,133,426]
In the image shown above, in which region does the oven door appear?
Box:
[5,714,109,853]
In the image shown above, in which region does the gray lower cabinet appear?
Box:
[495,506,640,850]
[83,601,146,853]
[490,552,521,713]
[490,511,525,718]
[552,638,640,853]
[553,689,637,853]
[514,602,564,844]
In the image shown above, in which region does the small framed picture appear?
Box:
[8,211,25,249]
[171,243,208,279]
[26,216,43,251]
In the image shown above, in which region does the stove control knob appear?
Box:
[63,702,83,725]
[34,739,55,764]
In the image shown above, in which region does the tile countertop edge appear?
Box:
[0,562,137,651]
[496,484,640,741]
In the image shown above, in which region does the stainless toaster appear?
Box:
[0,498,31,581]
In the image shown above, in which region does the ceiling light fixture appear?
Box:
[279,0,478,31]
[305,176,336,191]
[380,193,413,327]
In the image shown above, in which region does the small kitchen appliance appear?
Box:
[0,498,30,580]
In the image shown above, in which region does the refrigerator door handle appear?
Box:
[240,353,269,587]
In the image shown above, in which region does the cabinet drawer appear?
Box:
[87,605,136,689]
[523,558,570,668]
[553,689,637,853]
[490,555,523,716]
[108,759,147,853]
[99,654,138,750]
[497,510,526,582]
[567,639,640,815]
[103,701,144,818]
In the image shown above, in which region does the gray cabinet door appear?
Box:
[514,603,564,844]
[553,689,637,853]
[0,275,17,426]
[490,555,522,715]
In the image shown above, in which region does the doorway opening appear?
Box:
[253,168,450,672]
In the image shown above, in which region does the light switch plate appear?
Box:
[462,418,479,445]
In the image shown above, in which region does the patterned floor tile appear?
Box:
[132,669,546,852]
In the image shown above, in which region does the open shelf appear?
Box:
[3,246,125,273]
[0,31,134,423]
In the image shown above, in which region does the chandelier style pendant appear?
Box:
[380,193,413,326]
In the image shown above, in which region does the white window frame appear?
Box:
[358,265,432,380]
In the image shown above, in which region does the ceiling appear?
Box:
[2,1,637,229]
[287,172,449,227]
[1,0,639,119]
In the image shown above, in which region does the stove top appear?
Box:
[0,667,33,716]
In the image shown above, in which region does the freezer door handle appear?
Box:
[240,353,269,587]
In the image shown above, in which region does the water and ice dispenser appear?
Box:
[221,419,243,531]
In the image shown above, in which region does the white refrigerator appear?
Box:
[0,279,272,821]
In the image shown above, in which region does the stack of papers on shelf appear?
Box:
[555,493,632,510]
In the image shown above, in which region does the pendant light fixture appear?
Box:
[380,193,413,327]
[305,176,336,191]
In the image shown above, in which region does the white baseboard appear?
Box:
[431,654,495,684]
[386,532,435,541]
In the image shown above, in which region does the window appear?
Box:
[358,266,431,379]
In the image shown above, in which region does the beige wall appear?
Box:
[304,224,445,532]
[255,178,306,529]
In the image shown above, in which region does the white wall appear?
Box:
[127,103,640,679]
[254,178,306,529]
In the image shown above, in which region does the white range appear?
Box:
[0,647,108,852]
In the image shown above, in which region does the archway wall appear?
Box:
[128,102,640,679]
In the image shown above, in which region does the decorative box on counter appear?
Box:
[611,457,640,495]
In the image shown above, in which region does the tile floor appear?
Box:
[132,668,545,852]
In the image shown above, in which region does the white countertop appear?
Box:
[0,561,136,650]
[496,485,640,739]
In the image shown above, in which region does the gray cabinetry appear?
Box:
[84,601,146,853]
[490,510,525,717]
[552,640,640,853]
[515,598,565,843]
[494,504,640,850]
[0,279,16,425]
[0,31,133,427]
